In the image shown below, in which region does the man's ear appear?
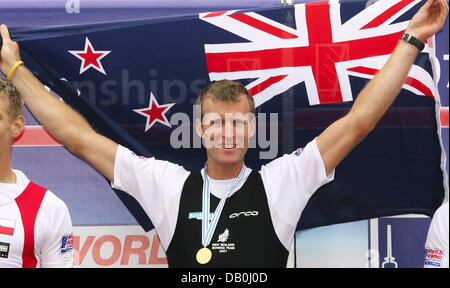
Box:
[248,115,256,138]
[12,115,25,139]
[195,118,203,138]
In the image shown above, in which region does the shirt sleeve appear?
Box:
[39,192,74,268]
[259,138,335,248]
[424,202,449,268]
[111,145,191,249]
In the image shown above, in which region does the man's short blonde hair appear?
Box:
[195,80,255,119]
[0,78,23,120]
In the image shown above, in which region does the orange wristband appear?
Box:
[7,60,24,80]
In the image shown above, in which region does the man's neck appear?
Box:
[0,152,15,184]
[206,161,244,180]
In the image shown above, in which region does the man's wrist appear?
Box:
[8,62,28,85]
[6,60,24,80]
[400,33,425,52]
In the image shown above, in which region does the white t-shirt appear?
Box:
[0,170,73,268]
[424,201,449,268]
[112,138,334,251]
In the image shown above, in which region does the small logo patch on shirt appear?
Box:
[60,233,74,254]
[188,212,214,220]
[293,147,303,156]
[212,228,235,254]
[424,248,444,267]
[131,152,148,160]
[0,218,16,236]
[0,242,10,259]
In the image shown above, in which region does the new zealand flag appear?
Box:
[5,0,447,231]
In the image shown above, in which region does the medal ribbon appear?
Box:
[201,164,247,248]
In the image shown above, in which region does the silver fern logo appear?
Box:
[218,229,229,243]
[212,228,235,254]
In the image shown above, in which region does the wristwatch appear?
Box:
[401,33,425,52]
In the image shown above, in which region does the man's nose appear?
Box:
[223,121,235,142]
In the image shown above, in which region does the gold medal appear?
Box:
[196,247,212,264]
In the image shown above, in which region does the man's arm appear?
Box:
[40,193,74,268]
[0,25,117,182]
[317,0,448,175]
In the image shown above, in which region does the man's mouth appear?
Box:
[222,144,237,149]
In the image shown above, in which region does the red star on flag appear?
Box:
[133,94,175,131]
[68,37,111,75]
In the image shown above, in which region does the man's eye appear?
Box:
[234,119,245,126]
[210,120,221,126]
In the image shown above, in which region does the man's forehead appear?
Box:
[203,112,250,120]
[203,95,250,111]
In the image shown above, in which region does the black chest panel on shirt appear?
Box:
[166,171,289,267]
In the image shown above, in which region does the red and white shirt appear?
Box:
[0,170,73,268]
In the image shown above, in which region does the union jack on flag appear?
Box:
[201,0,437,107]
